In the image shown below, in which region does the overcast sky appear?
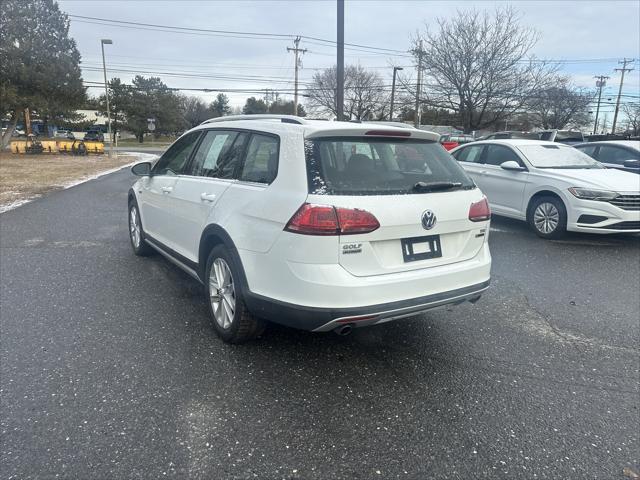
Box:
[59,0,639,118]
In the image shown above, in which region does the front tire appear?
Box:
[528,196,567,239]
[128,201,154,256]
[205,246,265,343]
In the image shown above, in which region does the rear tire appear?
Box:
[527,196,567,239]
[205,245,265,343]
[128,201,154,256]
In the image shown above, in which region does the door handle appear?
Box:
[161,186,173,194]
[200,193,217,202]
[480,170,488,175]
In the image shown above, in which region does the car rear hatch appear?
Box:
[297,127,490,277]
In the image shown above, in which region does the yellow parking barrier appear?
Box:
[10,140,27,154]
[83,141,105,154]
[57,139,75,154]
[40,140,58,153]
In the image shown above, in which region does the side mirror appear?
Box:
[623,159,640,170]
[500,160,525,171]
[131,162,151,176]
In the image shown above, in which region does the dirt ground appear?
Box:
[0,152,137,211]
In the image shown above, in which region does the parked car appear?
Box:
[477,131,541,141]
[538,129,585,145]
[574,141,640,174]
[54,129,75,139]
[450,139,640,238]
[84,130,104,142]
[439,134,475,151]
[128,114,491,343]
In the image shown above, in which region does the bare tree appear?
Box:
[526,77,593,129]
[306,65,389,120]
[622,103,640,136]
[181,96,210,128]
[409,7,556,133]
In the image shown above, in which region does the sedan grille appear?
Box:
[608,195,640,210]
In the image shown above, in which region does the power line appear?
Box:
[68,14,408,55]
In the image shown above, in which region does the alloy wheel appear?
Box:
[209,258,236,329]
[129,207,141,248]
[533,202,559,235]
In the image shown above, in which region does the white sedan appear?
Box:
[450,139,640,238]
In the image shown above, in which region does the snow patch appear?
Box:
[0,152,159,214]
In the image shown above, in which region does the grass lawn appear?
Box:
[0,151,138,212]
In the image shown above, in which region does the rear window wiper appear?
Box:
[412,181,463,192]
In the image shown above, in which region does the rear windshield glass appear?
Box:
[305,137,475,195]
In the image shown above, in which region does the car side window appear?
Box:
[188,130,239,177]
[239,134,279,184]
[484,145,521,166]
[454,145,484,163]
[597,146,639,165]
[153,132,201,176]
[577,145,597,158]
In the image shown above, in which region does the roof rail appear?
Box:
[200,114,307,126]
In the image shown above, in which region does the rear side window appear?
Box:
[306,137,474,195]
[239,134,279,184]
[455,145,484,163]
[153,131,201,176]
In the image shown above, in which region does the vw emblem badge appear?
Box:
[421,210,437,230]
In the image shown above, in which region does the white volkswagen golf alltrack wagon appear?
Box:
[128,115,491,343]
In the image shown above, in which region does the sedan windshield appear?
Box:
[517,144,603,169]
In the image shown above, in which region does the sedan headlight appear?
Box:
[568,187,619,201]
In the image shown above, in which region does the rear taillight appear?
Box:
[469,197,491,222]
[285,203,380,235]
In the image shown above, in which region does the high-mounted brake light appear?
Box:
[285,203,380,235]
[364,130,412,137]
[468,197,491,222]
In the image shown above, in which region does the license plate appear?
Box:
[401,235,442,262]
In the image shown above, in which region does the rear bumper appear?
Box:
[244,280,490,332]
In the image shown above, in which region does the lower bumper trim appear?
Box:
[243,280,490,332]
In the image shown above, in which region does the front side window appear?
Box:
[597,146,639,165]
[188,130,239,177]
[484,145,522,166]
[306,137,474,195]
[153,132,201,176]
[239,134,279,184]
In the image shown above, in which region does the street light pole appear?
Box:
[389,66,403,121]
[101,39,113,157]
[336,0,344,121]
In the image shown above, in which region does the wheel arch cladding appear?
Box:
[198,225,249,289]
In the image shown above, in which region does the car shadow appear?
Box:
[490,215,640,247]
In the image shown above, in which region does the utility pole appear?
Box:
[336,0,345,121]
[101,38,113,157]
[389,66,403,121]
[287,36,307,116]
[592,75,609,135]
[611,58,635,134]
[414,39,423,128]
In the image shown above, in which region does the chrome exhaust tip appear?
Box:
[334,324,353,336]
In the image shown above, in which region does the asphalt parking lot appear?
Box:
[1,168,639,479]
